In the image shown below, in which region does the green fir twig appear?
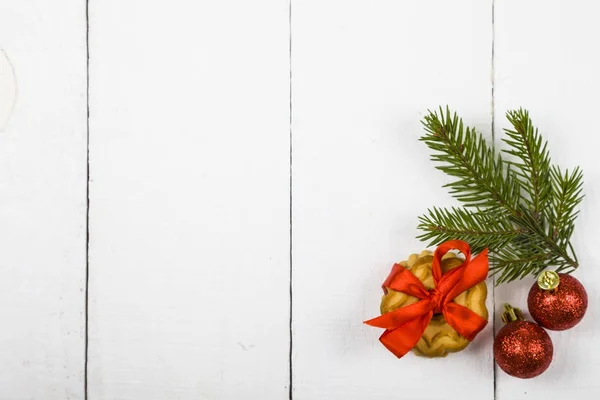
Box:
[417,107,583,284]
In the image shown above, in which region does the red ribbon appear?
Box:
[364,240,489,358]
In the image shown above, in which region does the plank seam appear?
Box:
[491,0,497,399]
[288,0,294,399]
[85,0,91,399]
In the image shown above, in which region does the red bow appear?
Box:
[364,240,489,358]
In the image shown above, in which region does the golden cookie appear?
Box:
[380,251,488,357]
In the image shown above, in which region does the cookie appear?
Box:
[380,250,488,357]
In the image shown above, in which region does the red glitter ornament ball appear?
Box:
[528,272,588,331]
[494,305,553,379]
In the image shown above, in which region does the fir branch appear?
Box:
[503,109,552,215]
[421,107,522,214]
[550,166,584,236]
[417,207,520,253]
[491,245,551,284]
[417,107,583,283]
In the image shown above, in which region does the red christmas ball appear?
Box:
[528,272,588,331]
[494,305,553,379]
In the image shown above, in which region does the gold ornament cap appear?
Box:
[501,304,525,324]
[537,270,560,291]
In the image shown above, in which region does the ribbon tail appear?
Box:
[379,312,433,358]
[443,303,488,341]
[364,298,436,329]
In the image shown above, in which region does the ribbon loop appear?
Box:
[365,240,489,358]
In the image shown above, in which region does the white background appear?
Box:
[0,0,598,399]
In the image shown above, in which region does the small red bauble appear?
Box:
[494,304,553,379]
[528,271,588,331]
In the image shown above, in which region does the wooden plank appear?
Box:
[0,1,87,399]
[494,0,600,397]
[291,1,494,399]
[87,1,290,399]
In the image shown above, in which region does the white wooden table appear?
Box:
[0,1,598,399]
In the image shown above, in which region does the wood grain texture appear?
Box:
[0,1,87,399]
[494,0,600,397]
[292,1,494,399]
[0,49,17,130]
[87,1,290,399]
